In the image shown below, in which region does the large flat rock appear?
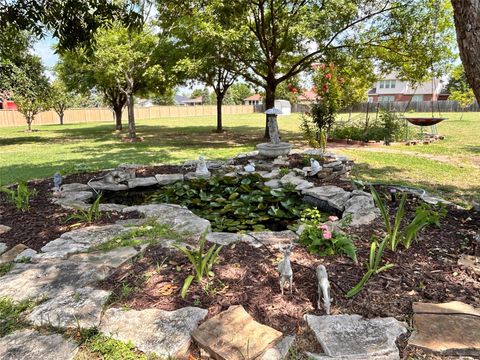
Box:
[342,191,379,226]
[35,224,128,260]
[193,305,283,360]
[0,244,29,264]
[28,287,111,329]
[123,204,211,238]
[0,242,7,255]
[206,232,255,246]
[303,186,352,212]
[246,230,298,249]
[155,173,184,185]
[127,177,158,188]
[0,329,78,360]
[305,314,406,360]
[100,306,208,357]
[0,246,139,301]
[409,301,480,357]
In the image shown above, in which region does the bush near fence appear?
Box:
[0,105,255,127]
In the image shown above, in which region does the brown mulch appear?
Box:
[0,165,182,251]
[98,197,480,341]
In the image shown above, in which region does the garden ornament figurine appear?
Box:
[278,244,293,295]
[309,158,322,176]
[53,172,62,191]
[316,265,331,314]
[195,155,211,177]
[244,161,255,173]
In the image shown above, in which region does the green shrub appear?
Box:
[66,195,102,224]
[0,182,37,212]
[174,236,222,299]
[85,334,151,360]
[0,297,34,336]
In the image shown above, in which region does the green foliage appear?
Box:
[0,297,34,336]
[149,174,310,232]
[346,236,394,298]
[0,262,13,277]
[66,195,102,224]
[371,187,445,251]
[380,110,404,145]
[84,334,152,360]
[174,236,222,299]
[0,182,36,212]
[298,209,357,262]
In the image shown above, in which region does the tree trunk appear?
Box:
[27,116,32,131]
[113,105,123,131]
[451,0,480,103]
[216,93,224,133]
[59,112,64,125]
[126,92,136,139]
[264,84,276,140]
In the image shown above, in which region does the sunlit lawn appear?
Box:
[0,111,479,203]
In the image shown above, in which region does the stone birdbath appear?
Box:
[256,108,292,158]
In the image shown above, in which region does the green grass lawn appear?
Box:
[1,111,479,203]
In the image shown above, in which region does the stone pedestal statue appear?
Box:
[195,156,211,178]
[256,108,292,158]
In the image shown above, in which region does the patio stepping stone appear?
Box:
[408,301,480,357]
[28,287,111,329]
[0,246,139,301]
[123,204,211,238]
[34,224,129,261]
[305,314,407,360]
[0,244,29,264]
[0,329,78,360]
[100,306,208,357]
[192,305,283,360]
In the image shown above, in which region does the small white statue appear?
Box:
[53,172,62,191]
[278,244,293,295]
[244,161,255,173]
[309,158,322,176]
[316,265,331,314]
[195,155,211,177]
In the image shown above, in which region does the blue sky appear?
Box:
[33,35,58,79]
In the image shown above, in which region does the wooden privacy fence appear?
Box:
[0,105,255,127]
[290,100,479,114]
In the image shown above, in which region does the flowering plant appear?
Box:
[298,209,357,262]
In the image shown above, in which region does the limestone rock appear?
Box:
[409,301,480,357]
[295,181,314,191]
[100,307,208,357]
[155,173,184,185]
[247,230,298,249]
[323,161,342,168]
[14,248,37,262]
[193,305,283,360]
[0,246,139,301]
[0,242,7,255]
[265,179,281,188]
[28,287,111,329]
[280,173,305,187]
[127,177,158,188]
[0,329,78,360]
[36,224,128,260]
[0,244,29,264]
[59,183,91,192]
[123,204,211,238]
[343,193,379,226]
[185,171,211,180]
[305,314,406,360]
[206,232,254,246]
[61,191,94,202]
[262,169,281,180]
[0,224,11,235]
[260,336,295,360]
[303,186,352,212]
[99,203,127,212]
[88,181,128,191]
[458,254,480,275]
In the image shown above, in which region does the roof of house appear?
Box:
[174,95,190,104]
[298,90,317,101]
[182,96,203,104]
[244,94,262,101]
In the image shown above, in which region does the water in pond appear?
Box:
[100,174,320,232]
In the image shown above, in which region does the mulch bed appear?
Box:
[0,165,182,251]
[1,163,479,358]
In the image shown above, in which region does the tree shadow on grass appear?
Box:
[352,162,480,203]
[462,146,480,154]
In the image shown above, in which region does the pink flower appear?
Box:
[325,73,332,80]
[328,216,339,222]
[319,224,329,230]
[323,231,333,239]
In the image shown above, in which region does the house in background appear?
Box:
[368,75,445,103]
[1,92,17,110]
[243,94,262,105]
[174,95,204,106]
[298,89,317,104]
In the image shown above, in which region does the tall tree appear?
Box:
[451,0,480,103]
[49,80,76,125]
[159,0,454,139]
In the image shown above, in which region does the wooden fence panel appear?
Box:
[0,105,255,127]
